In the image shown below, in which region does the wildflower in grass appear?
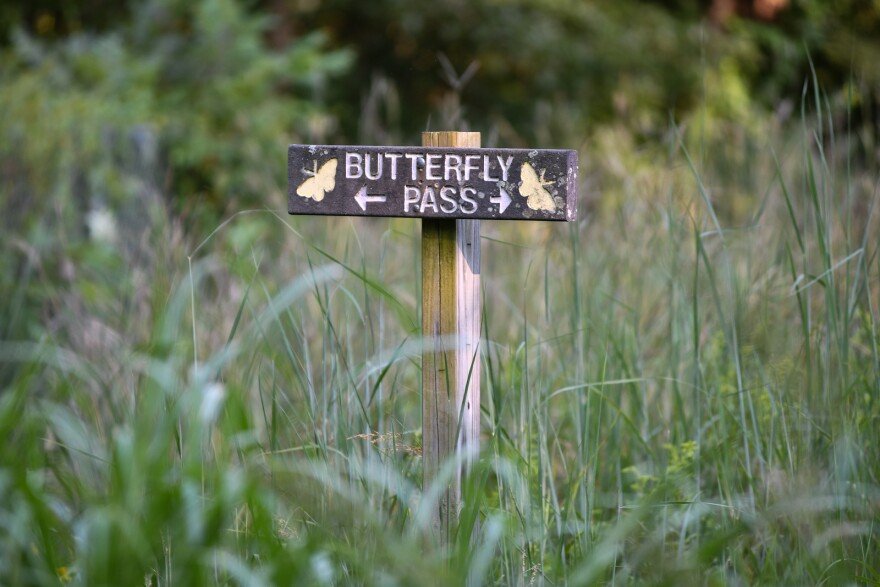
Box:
[56,566,72,583]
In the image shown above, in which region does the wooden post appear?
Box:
[421,131,481,543]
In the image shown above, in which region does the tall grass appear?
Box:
[1,87,878,585]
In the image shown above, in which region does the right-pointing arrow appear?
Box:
[490,187,512,214]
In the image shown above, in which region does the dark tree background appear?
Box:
[3,0,878,143]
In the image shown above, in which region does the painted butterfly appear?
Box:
[518,162,555,212]
[296,158,338,202]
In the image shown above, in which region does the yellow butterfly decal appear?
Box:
[518,162,556,212]
[296,158,338,202]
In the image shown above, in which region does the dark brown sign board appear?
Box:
[288,145,577,221]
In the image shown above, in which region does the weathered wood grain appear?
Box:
[421,131,482,544]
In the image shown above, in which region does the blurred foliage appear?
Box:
[299,0,712,141]
[0,0,350,362]
[0,0,351,227]
[288,0,880,143]
[5,0,879,146]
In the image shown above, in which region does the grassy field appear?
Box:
[1,86,878,585]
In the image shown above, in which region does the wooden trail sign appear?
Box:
[288,132,578,544]
[288,144,577,222]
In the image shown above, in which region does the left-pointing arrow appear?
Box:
[354,185,387,211]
